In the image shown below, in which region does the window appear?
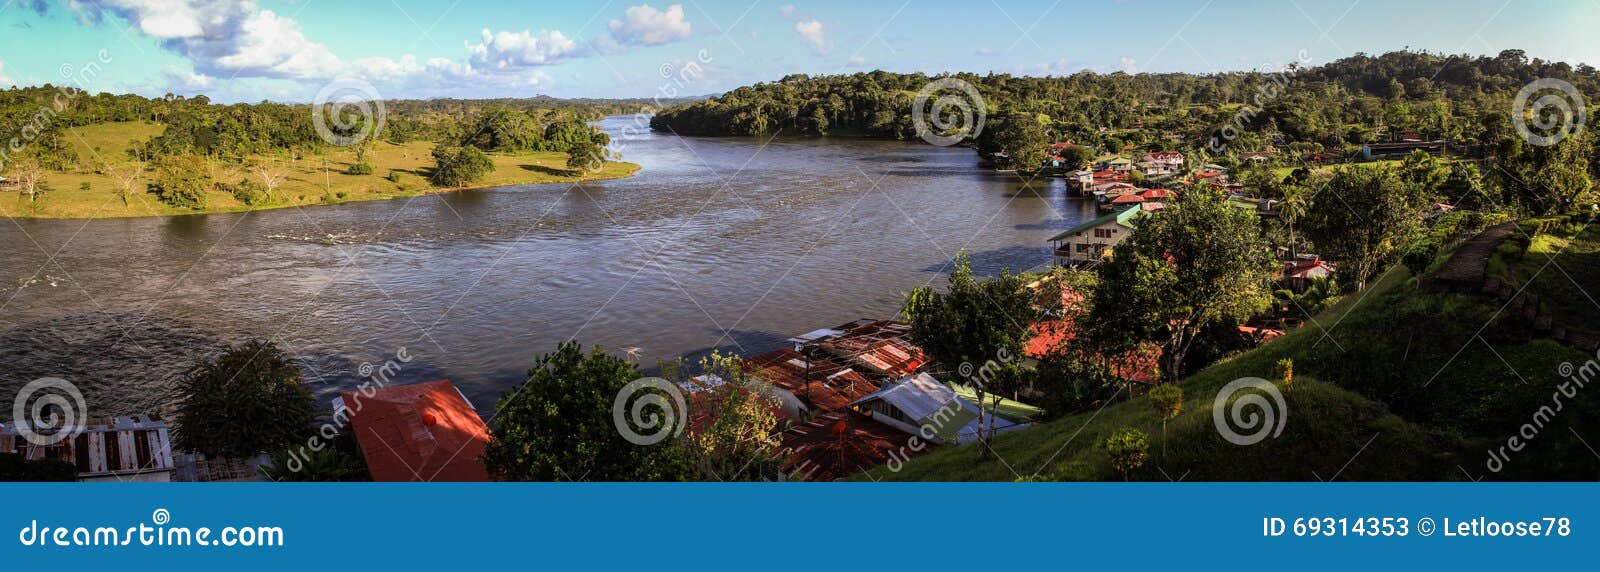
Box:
[1093,228,1115,238]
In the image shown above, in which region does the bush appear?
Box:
[218,178,268,206]
[148,154,212,209]
[482,342,686,481]
[346,162,374,175]
[429,145,495,187]
[173,340,315,458]
[1104,427,1149,480]
[0,453,77,482]
[386,170,402,184]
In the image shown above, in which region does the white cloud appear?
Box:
[0,60,11,85]
[161,65,213,90]
[1118,56,1138,74]
[97,1,342,79]
[607,4,691,46]
[467,28,581,70]
[778,4,800,19]
[847,55,866,67]
[795,19,827,54]
[974,47,996,57]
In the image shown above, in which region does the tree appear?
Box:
[482,342,686,481]
[903,252,1038,454]
[1104,427,1149,480]
[1495,134,1593,214]
[1147,384,1183,458]
[110,163,144,206]
[149,154,212,209]
[429,145,495,187]
[1303,166,1431,290]
[1057,144,1096,170]
[992,112,1049,171]
[465,107,543,151]
[173,340,315,458]
[10,162,48,212]
[251,162,287,203]
[1090,189,1276,381]
[679,352,785,481]
[566,138,604,173]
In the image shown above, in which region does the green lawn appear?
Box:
[6,121,640,219]
[949,383,1044,422]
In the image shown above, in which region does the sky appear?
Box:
[0,0,1596,103]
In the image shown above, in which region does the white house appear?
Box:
[847,373,1026,444]
[1049,206,1148,265]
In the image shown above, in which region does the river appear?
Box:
[0,115,1096,418]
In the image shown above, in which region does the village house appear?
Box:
[1049,206,1148,266]
[847,372,1024,444]
[779,410,920,481]
[335,380,491,482]
[1,415,175,482]
[1068,169,1095,190]
[1362,140,1446,160]
[1279,254,1336,291]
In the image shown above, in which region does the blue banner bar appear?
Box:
[1,483,1592,569]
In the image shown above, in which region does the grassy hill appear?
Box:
[869,217,1600,481]
[5,121,639,219]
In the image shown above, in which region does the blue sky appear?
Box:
[0,0,1596,102]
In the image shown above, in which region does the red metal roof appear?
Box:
[341,380,490,482]
[1110,194,1145,204]
[744,349,882,413]
[806,320,927,379]
[780,410,921,481]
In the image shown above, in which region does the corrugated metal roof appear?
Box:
[1,415,174,479]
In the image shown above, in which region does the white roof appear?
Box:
[787,328,844,346]
[851,372,961,422]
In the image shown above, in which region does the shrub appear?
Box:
[430,145,495,187]
[386,170,402,184]
[172,340,315,458]
[0,453,77,482]
[1275,358,1294,391]
[148,154,212,209]
[1104,427,1149,481]
[218,178,268,206]
[346,162,374,175]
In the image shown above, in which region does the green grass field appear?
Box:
[4,121,640,219]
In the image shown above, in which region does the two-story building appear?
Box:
[1049,206,1148,266]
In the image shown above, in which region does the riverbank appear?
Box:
[2,122,641,220]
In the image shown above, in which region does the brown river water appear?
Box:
[0,116,1096,418]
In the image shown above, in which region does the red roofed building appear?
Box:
[1109,194,1145,205]
[337,380,491,482]
[743,348,883,416]
[1022,281,1164,385]
[780,411,923,481]
[1138,188,1175,200]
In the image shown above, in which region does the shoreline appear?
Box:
[5,161,642,221]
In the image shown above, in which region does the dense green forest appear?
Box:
[651,49,1595,157]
